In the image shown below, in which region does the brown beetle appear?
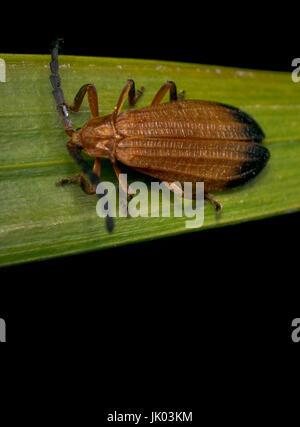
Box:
[50,42,270,232]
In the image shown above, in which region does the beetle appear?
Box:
[49,41,270,232]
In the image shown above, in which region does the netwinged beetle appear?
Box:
[49,42,270,232]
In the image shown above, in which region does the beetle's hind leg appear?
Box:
[204,192,222,214]
[164,182,222,213]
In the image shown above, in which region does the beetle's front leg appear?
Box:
[151,81,185,106]
[57,155,101,195]
[57,174,96,194]
[65,83,99,118]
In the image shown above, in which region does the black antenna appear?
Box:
[49,39,73,134]
[50,40,114,232]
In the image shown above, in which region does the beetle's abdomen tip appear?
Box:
[227,144,270,189]
[222,103,265,141]
[225,104,269,189]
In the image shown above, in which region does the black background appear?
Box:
[0,3,298,72]
[0,2,299,421]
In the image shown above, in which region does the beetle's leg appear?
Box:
[178,90,185,101]
[50,43,99,129]
[57,174,95,194]
[163,182,188,198]
[151,81,180,105]
[164,182,202,200]
[57,142,113,231]
[57,157,101,194]
[164,182,222,213]
[204,192,222,213]
[112,162,134,217]
[65,84,99,118]
[113,79,144,117]
[113,162,134,199]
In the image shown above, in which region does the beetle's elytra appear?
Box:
[50,41,270,231]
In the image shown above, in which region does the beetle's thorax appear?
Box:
[78,113,121,162]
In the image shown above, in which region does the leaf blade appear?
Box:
[0,54,299,266]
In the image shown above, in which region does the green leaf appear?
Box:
[0,54,299,266]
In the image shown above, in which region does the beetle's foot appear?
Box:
[130,86,144,107]
[137,86,144,98]
[56,173,96,195]
[178,90,185,101]
[205,193,222,214]
[56,176,79,186]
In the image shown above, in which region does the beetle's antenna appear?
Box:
[49,39,73,136]
[50,40,114,232]
[68,147,114,232]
